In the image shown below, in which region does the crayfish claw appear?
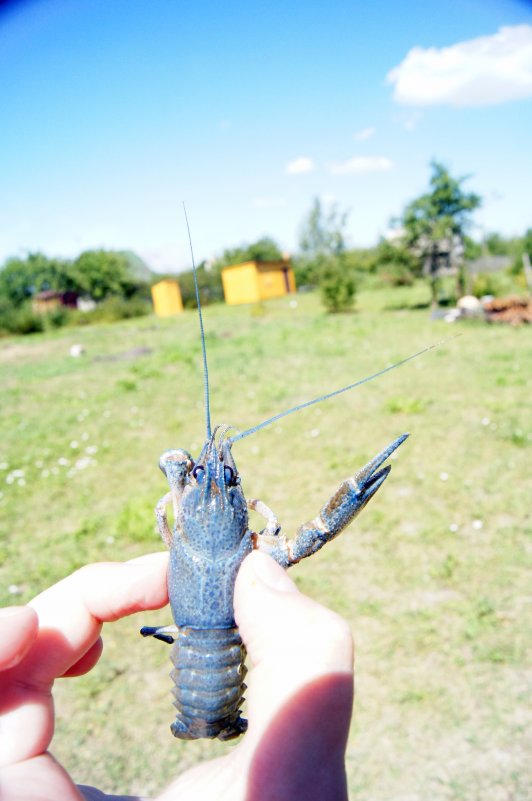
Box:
[271,433,409,567]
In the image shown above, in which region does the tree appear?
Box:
[0,252,73,307]
[297,198,355,312]
[299,197,347,262]
[374,238,419,286]
[511,228,532,290]
[176,262,224,308]
[212,237,283,272]
[485,232,512,256]
[401,161,481,304]
[69,250,140,300]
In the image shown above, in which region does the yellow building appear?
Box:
[221,260,296,305]
[151,279,183,317]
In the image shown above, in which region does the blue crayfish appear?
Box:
[140,211,429,741]
[141,425,407,741]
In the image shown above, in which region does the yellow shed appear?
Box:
[221,260,296,305]
[151,279,183,317]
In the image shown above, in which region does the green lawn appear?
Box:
[1,286,530,799]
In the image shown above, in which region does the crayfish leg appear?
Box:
[140,624,179,645]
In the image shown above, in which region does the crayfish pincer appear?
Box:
[140,425,408,740]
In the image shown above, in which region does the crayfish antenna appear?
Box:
[230,338,459,444]
[184,203,212,439]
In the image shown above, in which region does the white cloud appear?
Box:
[354,126,376,140]
[329,156,393,175]
[285,156,315,174]
[253,197,287,208]
[387,24,532,107]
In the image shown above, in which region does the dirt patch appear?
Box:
[0,340,57,364]
[93,346,153,362]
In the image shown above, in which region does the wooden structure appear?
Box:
[151,279,183,317]
[32,290,78,314]
[221,260,296,306]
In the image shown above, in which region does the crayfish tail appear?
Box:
[169,626,248,741]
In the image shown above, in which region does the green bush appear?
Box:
[377,262,415,287]
[46,305,72,328]
[87,295,152,322]
[0,300,45,336]
[471,272,504,298]
[319,259,356,313]
[177,266,224,309]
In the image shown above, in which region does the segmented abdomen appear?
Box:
[170,626,248,741]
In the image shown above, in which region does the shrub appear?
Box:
[88,295,152,322]
[177,267,224,309]
[319,259,356,313]
[46,305,72,328]
[471,272,504,298]
[0,301,44,336]
[377,262,415,287]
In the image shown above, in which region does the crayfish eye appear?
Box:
[192,465,205,484]
[224,465,236,486]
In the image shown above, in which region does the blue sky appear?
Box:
[1,0,531,272]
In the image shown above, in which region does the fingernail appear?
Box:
[250,552,298,593]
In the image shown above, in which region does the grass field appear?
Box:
[1,284,530,799]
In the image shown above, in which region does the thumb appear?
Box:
[234,551,353,742]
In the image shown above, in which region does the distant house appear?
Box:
[221,260,296,305]
[32,290,78,314]
[151,279,183,317]
[468,255,511,275]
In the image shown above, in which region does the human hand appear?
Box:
[1,551,353,801]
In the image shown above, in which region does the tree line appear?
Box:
[1,162,530,332]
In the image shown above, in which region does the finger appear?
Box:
[0,553,169,768]
[234,552,354,744]
[0,607,39,670]
[60,637,104,678]
[235,551,353,673]
[25,551,169,683]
